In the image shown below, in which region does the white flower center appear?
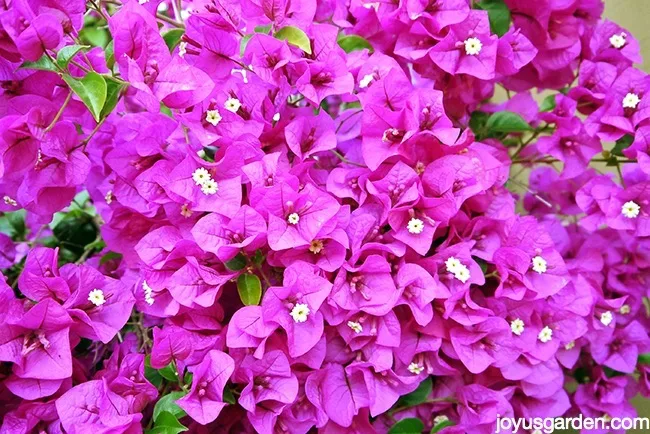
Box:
[600,311,614,326]
[464,37,482,55]
[620,304,631,314]
[88,289,106,306]
[192,167,211,186]
[445,257,462,273]
[609,33,627,49]
[359,74,374,88]
[3,195,17,206]
[287,212,300,225]
[621,200,640,218]
[205,109,222,126]
[407,218,424,234]
[622,92,641,109]
[532,255,547,274]
[565,341,575,350]
[510,318,525,336]
[290,303,310,323]
[142,280,155,305]
[200,179,219,195]
[408,362,424,374]
[224,97,241,113]
[178,41,187,57]
[538,326,553,343]
[347,321,363,334]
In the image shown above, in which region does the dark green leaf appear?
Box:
[237,273,262,306]
[539,94,556,112]
[105,40,115,70]
[63,72,107,122]
[99,251,122,265]
[163,29,185,52]
[153,391,188,421]
[639,353,650,365]
[431,419,455,433]
[485,111,531,134]
[148,411,188,434]
[225,253,247,271]
[159,362,179,382]
[223,387,237,404]
[611,134,634,157]
[0,210,27,240]
[274,26,312,54]
[469,110,489,139]
[252,250,265,266]
[338,35,373,53]
[100,80,124,119]
[145,355,163,388]
[52,212,98,258]
[397,377,432,407]
[20,55,58,72]
[57,45,89,69]
[475,0,511,36]
[388,418,425,434]
[184,371,193,385]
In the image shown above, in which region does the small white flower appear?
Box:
[143,280,155,305]
[433,415,449,425]
[180,9,191,20]
[408,362,424,375]
[445,257,461,273]
[538,326,553,343]
[407,218,424,234]
[359,74,374,88]
[510,318,525,336]
[565,341,575,350]
[609,33,627,49]
[347,321,363,334]
[532,255,547,274]
[192,167,211,186]
[205,109,222,126]
[201,179,219,195]
[622,92,641,109]
[290,303,310,323]
[178,41,187,57]
[105,191,113,204]
[453,265,470,283]
[620,304,631,314]
[157,2,168,12]
[88,289,106,306]
[3,195,17,207]
[287,212,300,225]
[463,37,482,55]
[224,97,242,113]
[621,200,640,218]
[600,311,614,326]
[272,112,281,122]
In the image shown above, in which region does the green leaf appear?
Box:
[99,251,122,265]
[153,391,187,421]
[148,411,188,434]
[539,94,557,112]
[101,80,124,119]
[225,253,248,271]
[431,419,455,433]
[163,29,185,52]
[485,111,532,134]
[388,418,425,434]
[469,110,489,139]
[611,134,634,157]
[237,273,262,306]
[223,387,237,404]
[397,377,432,407]
[252,249,265,266]
[639,353,650,365]
[159,362,179,382]
[338,35,373,53]
[145,355,163,388]
[63,72,107,122]
[57,45,89,69]
[79,25,110,48]
[20,55,58,72]
[0,210,27,240]
[105,40,115,70]
[274,26,312,54]
[475,0,511,36]
[52,211,98,258]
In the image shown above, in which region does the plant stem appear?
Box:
[45,92,72,132]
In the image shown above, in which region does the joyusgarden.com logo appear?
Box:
[495,414,650,433]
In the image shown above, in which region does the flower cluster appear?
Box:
[1,0,650,433]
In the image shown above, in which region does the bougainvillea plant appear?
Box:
[1,0,650,432]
